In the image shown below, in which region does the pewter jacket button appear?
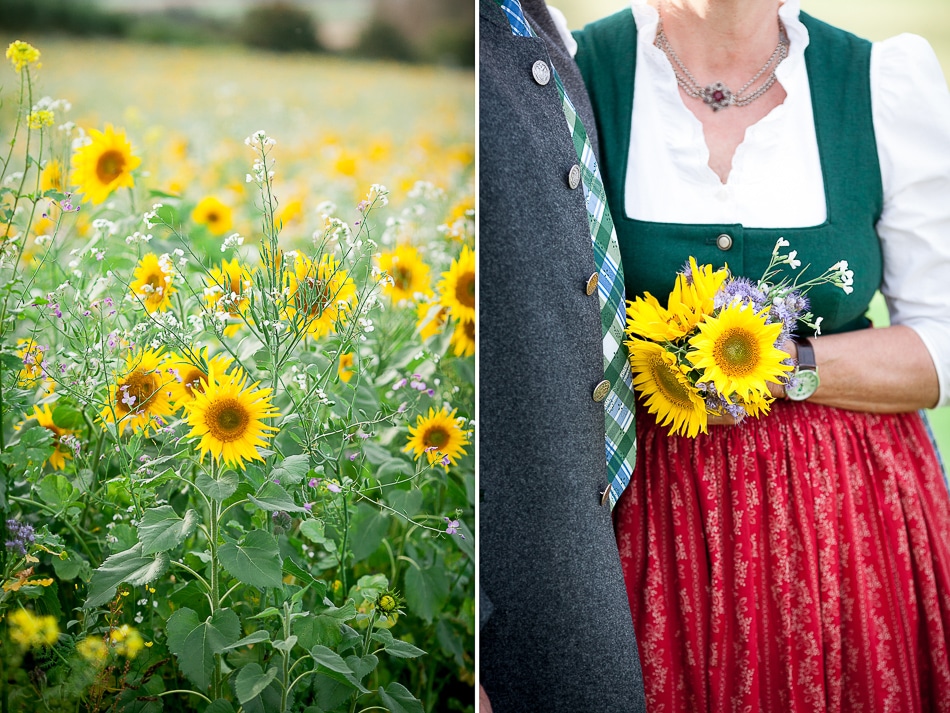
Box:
[716,233,733,251]
[568,164,581,189]
[531,60,551,86]
[585,272,599,296]
[593,379,611,402]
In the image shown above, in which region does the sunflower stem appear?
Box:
[208,459,222,700]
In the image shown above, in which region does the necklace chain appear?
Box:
[655,19,789,111]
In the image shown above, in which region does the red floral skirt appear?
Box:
[614,400,950,712]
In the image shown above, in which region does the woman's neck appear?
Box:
[652,0,784,78]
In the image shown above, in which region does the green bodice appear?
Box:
[574,11,883,335]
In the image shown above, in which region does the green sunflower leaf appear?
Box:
[84,543,169,608]
[249,481,305,513]
[137,506,199,555]
[378,682,424,713]
[219,530,283,589]
[235,663,278,704]
[166,607,241,691]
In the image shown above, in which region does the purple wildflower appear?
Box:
[5,520,35,556]
[326,482,342,493]
[715,277,767,311]
[444,517,466,539]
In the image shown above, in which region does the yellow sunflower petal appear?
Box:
[437,245,475,324]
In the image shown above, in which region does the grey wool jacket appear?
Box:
[478,1,646,710]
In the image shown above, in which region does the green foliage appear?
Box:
[238,3,322,53]
[0,0,129,36]
[354,18,419,63]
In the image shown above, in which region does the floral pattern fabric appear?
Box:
[615,399,950,712]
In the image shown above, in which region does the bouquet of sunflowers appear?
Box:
[624,238,854,437]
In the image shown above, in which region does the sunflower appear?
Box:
[449,318,475,358]
[273,195,304,229]
[71,124,141,205]
[27,403,77,470]
[446,195,475,225]
[101,348,176,435]
[205,258,253,337]
[438,245,475,323]
[283,253,357,339]
[668,257,729,333]
[416,301,448,341]
[625,293,685,342]
[40,159,66,193]
[165,349,234,408]
[628,339,708,438]
[378,245,431,303]
[130,253,176,313]
[404,407,470,469]
[15,338,47,387]
[191,196,234,236]
[687,303,792,401]
[338,352,355,383]
[183,366,279,469]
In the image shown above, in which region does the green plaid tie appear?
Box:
[495,0,637,507]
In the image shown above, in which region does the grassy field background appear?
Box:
[554,0,950,460]
[0,35,474,229]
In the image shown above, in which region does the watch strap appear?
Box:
[793,337,817,371]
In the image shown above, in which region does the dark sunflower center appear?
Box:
[456,271,475,309]
[651,356,693,408]
[207,211,219,224]
[464,320,475,340]
[182,368,207,397]
[393,265,413,291]
[716,329,759,376]
[96,150,126,184]
[424,426,450,449]
[295,277,330,318]
[206,398,250,442]
[119,371,158,415]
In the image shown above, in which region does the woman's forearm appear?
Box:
[807,325,939,412]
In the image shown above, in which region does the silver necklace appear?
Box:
[655,19,789,111]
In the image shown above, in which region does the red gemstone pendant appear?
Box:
[703,82,733,111]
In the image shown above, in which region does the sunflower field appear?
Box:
[0,37,474,713]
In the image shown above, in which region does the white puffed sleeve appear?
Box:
[873,34,950,407]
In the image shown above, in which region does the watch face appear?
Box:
[787,369,820,401]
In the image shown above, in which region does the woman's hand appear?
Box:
[706,380,788,426]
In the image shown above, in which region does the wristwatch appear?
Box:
[786,337,820,401]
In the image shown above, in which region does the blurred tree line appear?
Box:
[0,0,475,67]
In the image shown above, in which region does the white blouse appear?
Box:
[557,0,950,407]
